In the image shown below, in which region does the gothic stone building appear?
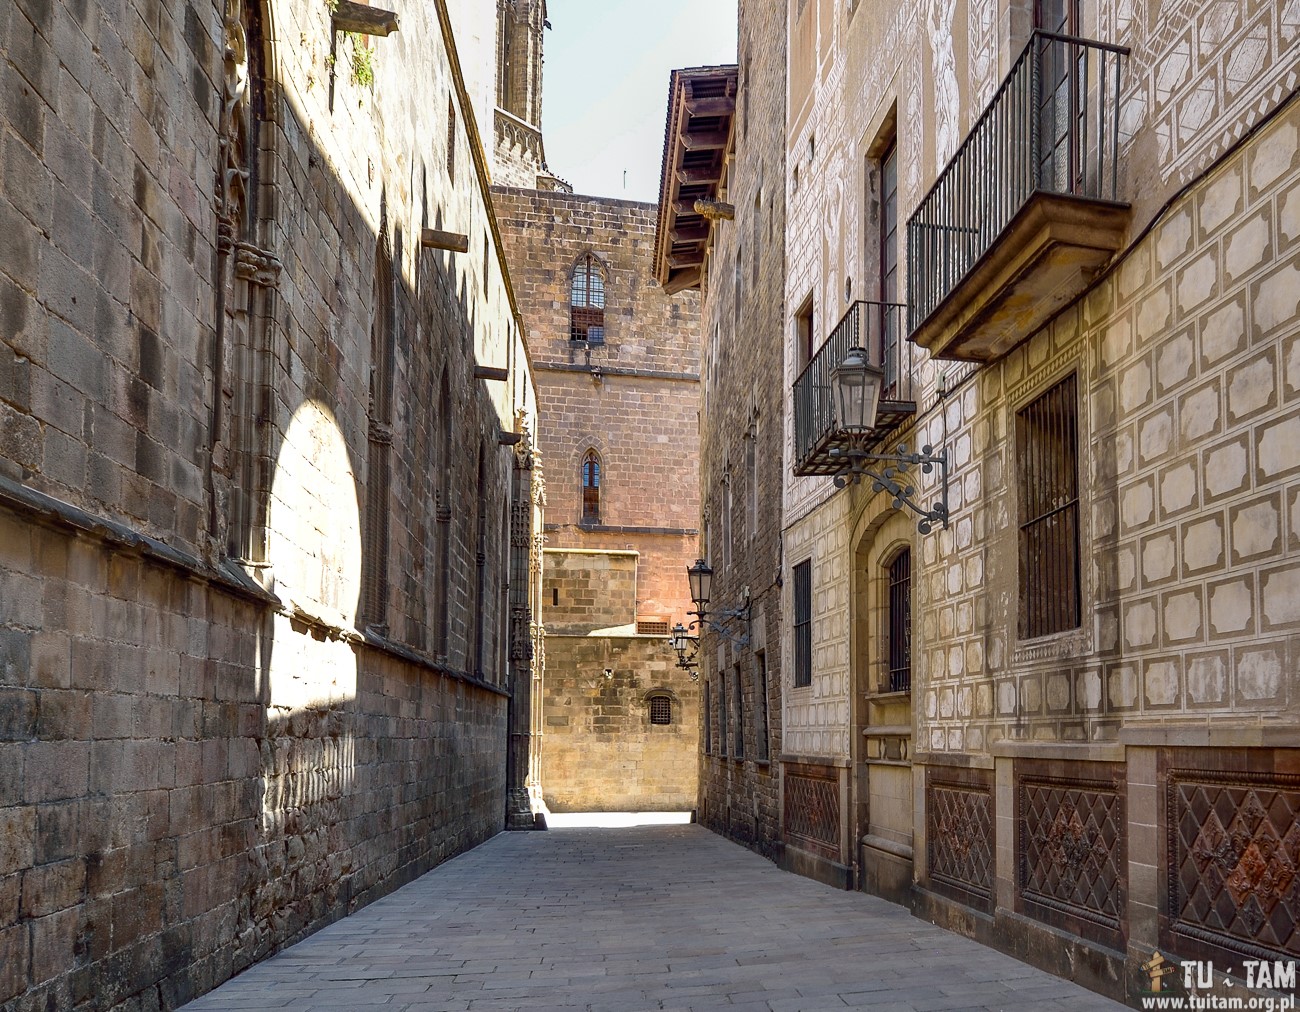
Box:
[495,187,703,812]
[770,0,1300,1001]
[0,0,545,1007]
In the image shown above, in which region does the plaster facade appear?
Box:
[770,0,1300,999]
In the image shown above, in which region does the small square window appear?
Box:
[649,696,672,725]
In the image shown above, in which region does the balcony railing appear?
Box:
[907,30,1128,338]
[793,301,915,476]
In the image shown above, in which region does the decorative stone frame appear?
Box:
[1006,346,1094,666]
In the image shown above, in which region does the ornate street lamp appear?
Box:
[832,346,884,434]
[669,559,750,677]
[828,346,950,534]
[669,621,700,676]
[687,558,712,615]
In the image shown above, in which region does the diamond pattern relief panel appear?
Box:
[784,770,841,861]
[928,782,993,906]
[1168,771,1300,960]
[1019,777,1125,933]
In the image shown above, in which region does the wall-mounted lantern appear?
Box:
[668,559,751,678]
[828,346,950,534]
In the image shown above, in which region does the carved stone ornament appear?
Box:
[233,241,282,288]
[220,0,251,236]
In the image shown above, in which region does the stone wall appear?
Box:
[494,186,703,816]
[0,516,506,1009]
[493,187,701,625]
[541,634,700,812]
[0,0,540,1007]
[694,0,788,861]
[542,548,637,634]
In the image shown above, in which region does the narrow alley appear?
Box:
[180,825,1123,1012]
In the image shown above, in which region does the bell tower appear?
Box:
[494,0,567,189]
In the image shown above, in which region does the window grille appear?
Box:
[570,254,606,342]
[718,668,728,756]
[637,620,669,636]
[703,680,712,753]
[649,696,672,725]
[581,450,601,523]
[732,666,744,758]
[793,560,812,687]
[887,549,911,692]
[1017,373,1081,639]
[755,651,770,761]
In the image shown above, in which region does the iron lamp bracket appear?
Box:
[829,442,950,534]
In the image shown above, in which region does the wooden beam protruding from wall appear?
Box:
[694,199,735,221]
[421,228,469,253]
[332,1,400,36]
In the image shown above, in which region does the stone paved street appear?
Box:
[181,823,1125,1011]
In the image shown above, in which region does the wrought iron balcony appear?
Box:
[907,31,1130,361]
[793,301,916,477]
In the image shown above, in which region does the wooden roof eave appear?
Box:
[653,65,738,293]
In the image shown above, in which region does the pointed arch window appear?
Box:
[581,450,601,523]
[570,254,606,344]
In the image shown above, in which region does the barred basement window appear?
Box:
[570,253,606,343]
[1017,373,1081,639]
[793,559,812,687]
[649,695,672,725]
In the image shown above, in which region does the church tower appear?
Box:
[493,0,567,190]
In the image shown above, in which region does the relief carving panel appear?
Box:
[784,765,841,862]
[927,773,993,910]
[1018,768,1127,948]
[1166,769,1300,961]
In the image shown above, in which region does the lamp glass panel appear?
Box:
[832,347,883,432]
[688,559,712,610]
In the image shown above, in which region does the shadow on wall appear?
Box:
[0,1,521,1010]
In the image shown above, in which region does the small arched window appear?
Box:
[581,450,601,523]
[570,254,606,344]
[649,695,673,726]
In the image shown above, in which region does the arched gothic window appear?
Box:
[581,450,601,523]
[570,254,606,343]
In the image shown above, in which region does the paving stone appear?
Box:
[182,826,1125,1012]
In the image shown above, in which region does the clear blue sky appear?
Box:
[542,0,738,204]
